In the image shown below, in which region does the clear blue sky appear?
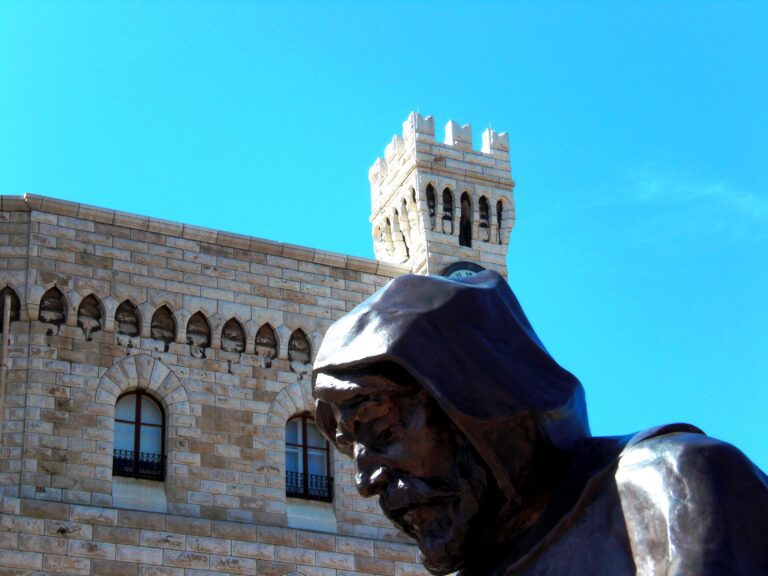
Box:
[1,1,766,470]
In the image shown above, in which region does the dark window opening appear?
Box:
[221,318,245,353]
[496,200,504,244]
[459,192,472,247]
[186,312,210,358]
[286,414,333,502]
[426,185,436,231]
[77,294,103,341]
[151,306,175,351]
[113,391,165,481]
[479,196,490,242]
[115,300,140,337]
[39,286,66,329]
[255,323,278,365]
[288,329,311,364]
[442,188,454,234]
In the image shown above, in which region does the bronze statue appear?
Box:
[313,271,768,575]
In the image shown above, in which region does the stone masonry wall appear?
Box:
[0,194,428,576]
[0,496,424,576]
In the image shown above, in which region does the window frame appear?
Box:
[113,390,166,481]
[285,414,333,502]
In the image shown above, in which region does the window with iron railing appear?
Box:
[113,391,165,481]
[286,415,333,502]
[113,449,166,481]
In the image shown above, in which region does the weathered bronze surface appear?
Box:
[312,271,768,575]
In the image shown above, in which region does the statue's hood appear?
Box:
[313,271,590,501]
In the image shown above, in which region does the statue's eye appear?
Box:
[376,428,394,445]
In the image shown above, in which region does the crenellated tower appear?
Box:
[369,112,515,278]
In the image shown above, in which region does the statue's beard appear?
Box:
[378,437,494,575]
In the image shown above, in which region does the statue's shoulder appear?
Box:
[613,424,768,576]
[617,423,764,481]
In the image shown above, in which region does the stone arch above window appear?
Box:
[186,312,210,358]
[267,379,315,429]
[221,318,245,353]
[151,306,176,351]
[479,196,491,242]
[288,329,311,364]
[39,286,66,331]
[442,188,454,235]
[77,294,103,341]
[255,323,278,365]
[0,286,21,328]
[459,192,472,248]
[97,354,190,417]
[426,184,436,231]
[115,300,140,338]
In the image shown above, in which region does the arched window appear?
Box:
[496,199,504,244]
[459,192,472,247]
[288,329,311,364]
[77,294,103,341]
[285,414,332,502]
[113,391,165,481]
[479,196,491,242]
[39,286,65,328]
[221,318,245,353]
[408,189,419,233]
[115,300,140,337]
[186,312,210,358]
[426,184,436,231]
[400,198,412,251]
[442,188,454,234]
[151,306,175,351]
[392,209,409,260]
[0,286,21,328]
[383,218,394,257]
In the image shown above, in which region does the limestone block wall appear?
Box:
[0,195,427,576]
[0,496,425,576]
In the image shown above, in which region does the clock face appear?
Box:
[447,269,478,279]
[442,261,485,278]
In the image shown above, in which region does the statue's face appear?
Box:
[332,379,489,574]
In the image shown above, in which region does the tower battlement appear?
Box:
[369,113,511,209]
[369,112,515,277]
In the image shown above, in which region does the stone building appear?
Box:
[0,113,514,575]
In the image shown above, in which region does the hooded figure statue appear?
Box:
[313,271,768,576]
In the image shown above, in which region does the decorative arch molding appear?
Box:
[267,379,315,429]
[96,354,191,421]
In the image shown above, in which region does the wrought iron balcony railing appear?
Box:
[286,471,333,502]
[113,449,166,481]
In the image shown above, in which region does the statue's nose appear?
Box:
[354,444,391,497]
